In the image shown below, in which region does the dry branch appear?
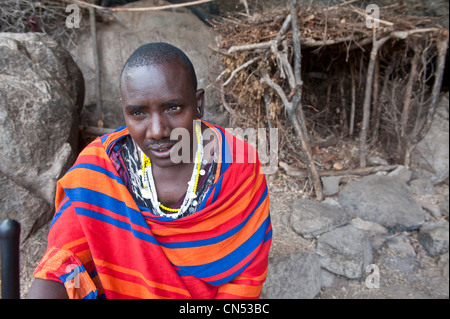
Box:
[280,162,399,178]
[68,0,214,12]
[211,1,447,189]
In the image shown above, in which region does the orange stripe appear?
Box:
[64,168,135,208]
[99,273,166,299]
[160,197,269,266]
[94,259,191,297]
[62,237,87,251]
[216,282,264,298]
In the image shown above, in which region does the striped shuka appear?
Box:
[33,121,272,299]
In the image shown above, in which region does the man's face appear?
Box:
[120,59,204,169]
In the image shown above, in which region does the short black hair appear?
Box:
[121,42,198,90]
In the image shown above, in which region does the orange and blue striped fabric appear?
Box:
[33,121,272,299]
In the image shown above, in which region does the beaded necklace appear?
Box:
[140,123,204,218]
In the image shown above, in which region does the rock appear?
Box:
[67,0,225,129]
[290,199,350,239]
[0,172,51,241]
[411,92,449,185]
[261,252,321,299]
[0,33,84,227]
[387,165,412,184]
[368,155,389,166]
[338,175,425,231]
[0,33,84,202]
[414,195,442,219]
[317,225,373,279]
[321,176,342,196]
[387,234,416,258]
[409,178,436,195]
[418,221,449,257]
[350,218,388,251]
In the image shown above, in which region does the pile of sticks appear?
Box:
[211,0,448,200]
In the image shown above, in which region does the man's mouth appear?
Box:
[147,143,175,158]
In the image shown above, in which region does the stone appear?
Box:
[321,176,342,196]
[350,217,389,251]
[338,175,425,231]
[290,199,350,239]
[317,225,373,279]
[261,252,321,299]
[387,165,412,184]
[0,33,84,226]
[418,221,449,257]
[0,172,51,242]
[409,178,436,195]
[387,234,416,258]
[411,92,449,185]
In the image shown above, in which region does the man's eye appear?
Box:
[168,106,181,112]
[131,111,144,116]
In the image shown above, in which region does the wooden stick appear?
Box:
[280,162,399,178]
[89,6,103,128]
[359,30,390,167]
[349,62,356,136]
[69,0,214,12]
[223,57,260,86]
[289,0,323,201]
[400,49,419,138]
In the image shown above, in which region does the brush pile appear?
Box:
[211,1,448,199]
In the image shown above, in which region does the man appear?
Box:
[27,43,272,299]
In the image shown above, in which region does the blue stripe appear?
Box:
[82,291,98,299]
[50,195,71,229]
[175,215,271,281]
[65,188,149,229]
[161,188,267,249]
[68,163,125,186]
[76,207,160,246]
[211,175,223,204]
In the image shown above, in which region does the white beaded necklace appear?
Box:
[139,124,204,218]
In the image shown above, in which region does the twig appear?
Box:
[280,162,399,178]
[68,0,214,12]
[359,30,391,167]
[223,57,260,86]
[89,6,103,128]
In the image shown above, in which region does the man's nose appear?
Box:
[146,114,170,141]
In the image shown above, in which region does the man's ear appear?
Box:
[196,89,205,118]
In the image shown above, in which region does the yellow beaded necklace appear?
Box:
[141,124,203,214]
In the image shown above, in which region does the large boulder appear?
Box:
[338,175,425,231]
[68,0,226,129]
[411,93,449,185]
[0,32,84,238]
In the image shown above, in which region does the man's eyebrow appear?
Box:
[125,105,145,111]
[161,99,184,107]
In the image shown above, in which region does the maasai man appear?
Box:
[27,43,272,299]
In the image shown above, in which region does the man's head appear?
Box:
[120,43,205,169]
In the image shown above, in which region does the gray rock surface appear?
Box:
[261,252,322,299]
[411,93,449,185]
[0,33,84,233]
[338,175,425,231]
[290,198,350,239]
[317,225,373,279]
[419,221,449,257]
